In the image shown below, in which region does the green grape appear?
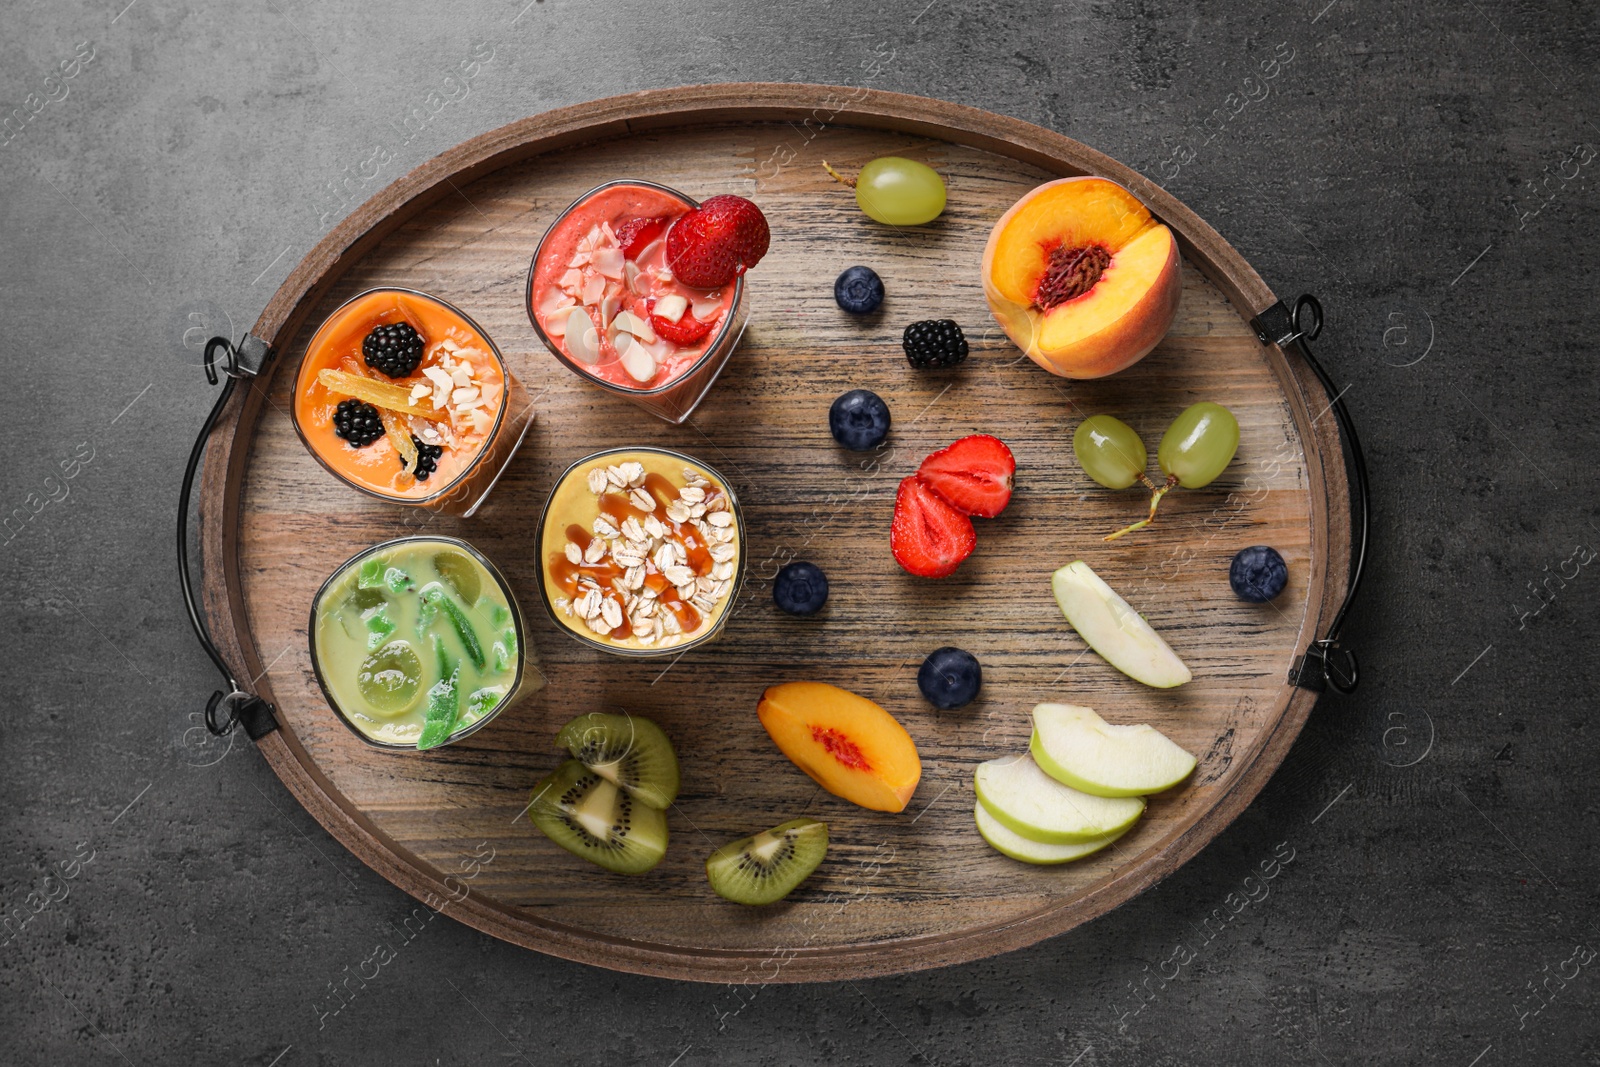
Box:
[1157,402,1240,489]
[855,157,946,225]
[1073,415,1148,490]
[356,640,422,716]
[433,550,482,605]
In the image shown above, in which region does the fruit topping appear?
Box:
[1072,403,1240,540]
[316,369,452,423]
[824,157,947,226]
[757,681,922,813]
[355,640,422,715]
[614,215,669,259]
[773,561,830,615]
[650,304,715,345]
[902,319,969,369]
[917,647,982,709]
[890,474,976,579]
[834,265,885,313]
[556,712,680,811]
[362,321,425,379]
[974,754,1145,843]
[528,759,668,875]
[1029,704,1196,797]
[916,434,1015,517]
[332,398,383,447]
[1051,561,1191,688]
[665,194,770,289]
[982,176,1181,379]
[1230,545,1288,602]
[828,389,891,451]
[706,818,828,905]
[410,435,443,480]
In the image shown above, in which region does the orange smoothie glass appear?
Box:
[526,180,749,425]
[292,288,533,517]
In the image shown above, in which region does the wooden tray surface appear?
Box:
[198,84,1349,982]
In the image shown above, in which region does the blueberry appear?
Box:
[829,389,891,451]
[834,266,884,314]
[773,561,829,615]
[917,647,981,709]
[1229,545,1288,602]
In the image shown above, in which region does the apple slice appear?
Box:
[1029,703,1197,797]
[1051,561,1191,688]
[973,754,1144,844]
[973,802,1133,865]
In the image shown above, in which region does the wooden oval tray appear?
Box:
[198,84,1350,982]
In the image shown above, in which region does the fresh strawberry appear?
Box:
[917,434,1016,517]
[614,216,668,259]
[665,194,770,289]
[651,308,714,345]
[891,475,977,579]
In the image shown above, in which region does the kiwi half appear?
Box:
[705,818,828,905]
[557,712,680,810]
[529,759,668,875]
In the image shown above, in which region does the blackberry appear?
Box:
[332,399,383,447]
[362,322,425,378]
[410,435,444,481]
[902,319,968,369]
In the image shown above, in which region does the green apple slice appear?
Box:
[974,754,1145,844]
[1029,703,1197,797]
[1051,561,1191,688]
[974,802,1133,864]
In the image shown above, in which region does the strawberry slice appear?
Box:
[917,434,1016,518]
[650,308,715,344]
[665,194,770,289]
[614,216,669,259]
[891,475,977,579]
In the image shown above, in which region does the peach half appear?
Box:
[982,177,1182,379]
[758,682,922,813]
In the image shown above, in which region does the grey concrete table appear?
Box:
[3,1,1596,1063]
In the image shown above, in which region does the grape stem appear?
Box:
[1104,474,1178,542]
[821,161,857,188]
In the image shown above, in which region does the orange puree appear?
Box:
[293,289,506,501]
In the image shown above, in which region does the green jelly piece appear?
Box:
[362,604,396,650]
[466,685,507,719]
[416,662,461,751]
[384,566,413,593]
[491,641,510,673]
[415,595,439,638]
[355,640,423,715]
[358,558,386,589]
[489,603,511,627]
[419,582,484,669]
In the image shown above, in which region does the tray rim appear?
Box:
[198,82,1351,983]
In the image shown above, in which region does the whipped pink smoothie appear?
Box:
[530,183,738,393]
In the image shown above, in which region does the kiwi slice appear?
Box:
[528,759,667,875]
[705,818,828,905]
[557,712,680,810]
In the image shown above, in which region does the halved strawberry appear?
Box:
[665,194,770,289]
[891,475,977,579]
[615,216,669,259]
[651,309,714,345]
[917,435,1016,518]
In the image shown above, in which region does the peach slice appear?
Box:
[982,177,1182,379]
[757,682,922,813]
